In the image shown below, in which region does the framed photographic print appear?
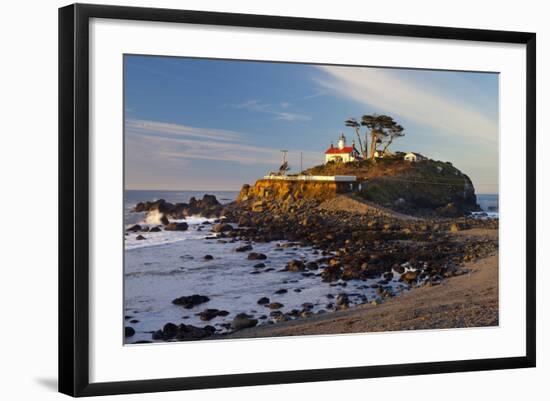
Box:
[58,3,536,397]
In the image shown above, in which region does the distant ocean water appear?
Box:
[476,194,499,213]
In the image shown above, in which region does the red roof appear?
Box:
[325,146,354,155]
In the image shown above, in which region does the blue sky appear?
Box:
[124,55,499,193]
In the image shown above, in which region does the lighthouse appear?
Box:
[337,133,346,149]
[325,133,361,164]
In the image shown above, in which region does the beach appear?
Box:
[124,190,499,343]
[225,229,498,339]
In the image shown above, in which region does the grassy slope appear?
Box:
[306,158,477,212]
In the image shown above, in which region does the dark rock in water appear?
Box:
[268,302,284,309]
[153,322,215,341]
[198,309,221,321]
[124,326,135,337]
[302,302,314,310]
[130,319,139,323]
[160,215,170,225]
[172,294,210,309]
[149,226,162,232]
[164,222,189,231]
[162,322,179,339]
[335,294,349,306]
[212,223,233,233]
[393,264,405,274]
[286,259,305,272]
[127,224,141,232]
[383,272,393,281]
[257,297,270,305]
[203,254,214,260]
[247,252,267,260]
[231,313,258,330]
[197,309,230,321]
[254,263,266,268]
[321,265,342,282]
[235,244,253,252]
[136,235,146,240]
[305,261,319,270]
[274,289,288,295]
[191,194,220,208]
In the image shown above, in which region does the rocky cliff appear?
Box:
[238,179,354,204]
[238,158,480,217]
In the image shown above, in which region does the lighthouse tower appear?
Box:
[337,133,346,150]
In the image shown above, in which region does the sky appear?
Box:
[124,55,499,193]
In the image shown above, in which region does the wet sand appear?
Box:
[226,228,498,338]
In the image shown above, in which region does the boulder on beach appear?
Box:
[335,294,349,306]
[247,252,267,260]
[172,294,210,309]
[235,244,253,252]
[212,223,233,233]
[134,195,223,219]
[401,271,419,283]
[124,326,135,337]
[286,259,305,272]
[231,313,258,330]
[152,322,215,341]
[127,224,141,232]
[164,222,189,231]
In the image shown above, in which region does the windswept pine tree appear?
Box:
[345,114,405,159]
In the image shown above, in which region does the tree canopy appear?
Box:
[345,114,405,159]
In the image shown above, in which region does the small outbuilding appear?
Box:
[404,152,427,162]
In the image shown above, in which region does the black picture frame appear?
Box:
[58,3,536,397]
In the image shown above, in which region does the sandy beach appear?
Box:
[225,228,498,338]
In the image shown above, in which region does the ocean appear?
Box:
[124,190,499,343]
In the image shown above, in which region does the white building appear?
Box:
[373,149,394,158]
[404,152,428,162]
[325,133,361,163]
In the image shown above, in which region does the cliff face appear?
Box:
[237,179,353,203]
[238,158,480,217]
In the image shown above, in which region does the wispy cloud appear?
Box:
[125,118,321,168]
[230,99,311,122]
[126,119,242,142]
[314,66,498,146]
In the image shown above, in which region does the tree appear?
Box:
[381,124,405,154]
[360,114,392,158]
[345,114,406,159]
[360,114,404,159]
[345,118,367,158]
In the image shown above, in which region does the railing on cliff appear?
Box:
[263,174,357,182]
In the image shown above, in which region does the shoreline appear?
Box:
[125,192,499,343]
[224,229,498,339]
